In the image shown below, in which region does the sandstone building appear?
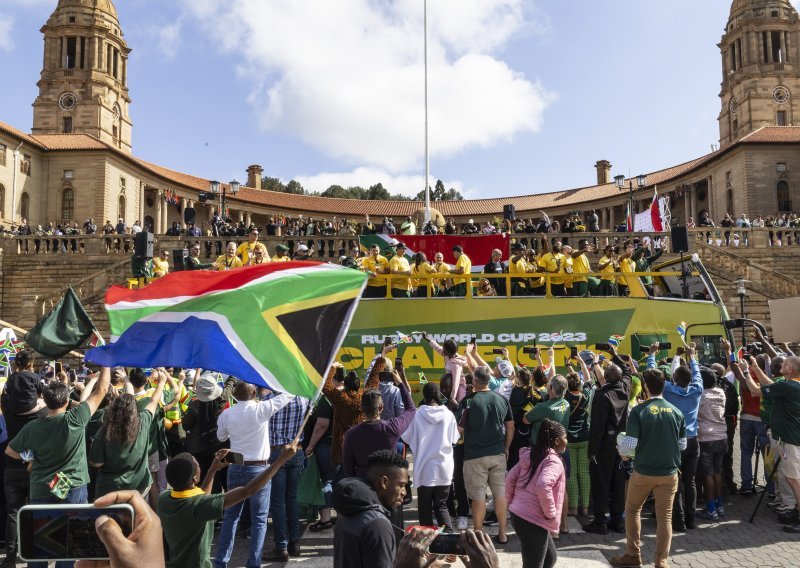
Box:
[0,0,798,232]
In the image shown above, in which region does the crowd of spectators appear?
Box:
[690,211,800,247]
[3,327,798,567]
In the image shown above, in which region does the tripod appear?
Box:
[750,455,781,523]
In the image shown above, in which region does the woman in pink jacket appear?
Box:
[422,333,468,401]
[506,418,567,568]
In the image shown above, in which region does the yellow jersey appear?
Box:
[152,257,169,278]
[361,255,389,287]
[236,242,269,265]
[564,256,574,289]
[272,255,291,262]
[571,253,591,283]
[431,262,450,288]
[411,261,434,289]
[452,254,472,286]
[215,255,243,271]
[509,256,529,289]
[388,255,412,291]
[599,256,617,281]
[538,252,565,285]
[618,257,636,286]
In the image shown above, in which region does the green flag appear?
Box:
[26,287,95,358]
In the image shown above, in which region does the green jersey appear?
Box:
[627,397,685,476]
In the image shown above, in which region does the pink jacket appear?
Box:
[505,447,565,532]
[429,340,468,401]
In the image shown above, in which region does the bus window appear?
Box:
[694,335,724,366]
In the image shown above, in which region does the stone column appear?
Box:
[767,31,774,63]
[76,36,82,69]
[237,210,244,223]
[780,32,787,63]
[684,191,691,223]
[245,211,252,227]
[609,206,615,229]
[155,194,163,235]
[122,57,127,86]
[758,31,765,63]
[139,183,145,226]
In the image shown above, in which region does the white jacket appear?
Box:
[402,405,460,487]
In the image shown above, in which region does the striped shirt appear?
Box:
[266,393,309,446]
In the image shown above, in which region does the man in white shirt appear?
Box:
[214,381,294,568]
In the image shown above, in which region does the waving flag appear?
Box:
[676,321,687,345]
[608,334,625,347]
[86,262,367,399]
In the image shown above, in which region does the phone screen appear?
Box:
[428,533,464,555]
[18,505,134,561]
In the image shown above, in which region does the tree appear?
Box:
[285,180,306,195]
[367,183,391,201]
[414,179,463,201]
[262,176,286,193]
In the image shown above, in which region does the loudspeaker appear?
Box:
[671,225,690,254]
[184,207,196,225]
[134,231,154,258]
[198,192,208,203]
[172,248,189,272]
[503,204,516,222]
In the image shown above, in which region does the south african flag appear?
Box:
[86,262,367,398]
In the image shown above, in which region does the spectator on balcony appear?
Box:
[361,215,377,235]
[686,217,696,228]
[292,244,313,261]
[720,213,734,245]
[115,218,126,235]
[421,220,438,235]
[215,242,243,271]
[699,211,714,227]
[482,221,497,235]
[400,216,416,236]
[236,229,269,265]
[736,213,751,229]
[84,218,97,235]
[187,223,202,237]
[445,218,458,235]
[463,219,479,235]
[272,244,291,262]
[586,210,600,232]
[380,217,396,235]
[131,220,143,234]
[752,215,765,228]
[187,243,213,270]
[165,222,180,237]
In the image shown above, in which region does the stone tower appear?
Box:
[719,0,800,147]
[32,0,132,153]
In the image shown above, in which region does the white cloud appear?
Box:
[157,20,182,59]
[179,0,552,173]
[293,167,469,199]
[0,14,14,51]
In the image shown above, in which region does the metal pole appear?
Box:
[629,181,634,232]
[740,292,747,348]
[423,0,431,223]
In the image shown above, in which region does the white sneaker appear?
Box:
[456,516,469,531]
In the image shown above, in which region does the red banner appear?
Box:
[390,234,509,270]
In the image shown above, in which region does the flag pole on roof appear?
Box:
[423,0,431,224]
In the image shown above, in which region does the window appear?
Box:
[777,110,788,126]
[65,36,77,69]
[0,184,5,218]
[118,195,126,221]
[772,10,779,17]
[777,162,787,173]
[64,169,74,180]
[763,32,769,62]
[69,16,76,23]
[20,193,29,221]
[0,144,5,167]
[20,155,31,176]
[61,188,75,221]
[727,188,734,215]
[730,43,737,72]
[772,31,783,62]
[63,116,73,133]
[112,125,118,140]
[732,118,738,132]
[778,181,792,212]
[726,171,732,184]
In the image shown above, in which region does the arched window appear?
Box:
[20,192,30,221]
[726,188,734,216]
[144,215,155,232]
[0,184,5,218]
[61,188,75,221]
[778,181,792,212]
[118,195,126,222]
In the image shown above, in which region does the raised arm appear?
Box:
[748,356,774,387]
[145,369,168,416]
[80,372,100,402]
[86,367,111,416]
[365,357,385,391]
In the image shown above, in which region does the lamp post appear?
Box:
[209,179,239,222]
[615,173,647,231]
[736,278,747,348]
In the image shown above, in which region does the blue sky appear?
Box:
[0,1,742,198]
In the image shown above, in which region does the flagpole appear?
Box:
[423,0,431,224]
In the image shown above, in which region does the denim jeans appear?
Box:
[740,419,772,491]
[315,443,336,509]
[29,485,89,568]
[4,462,29,559]
[269,447,304,550]
[214,464,271,568]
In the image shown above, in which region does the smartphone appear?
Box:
[18,504,134,562]
[334,366,345,382]
[383,336,394,347]
[428,533,465,555]
[395,356,403,369]
[470,336,477,345]
[55,362,63,374]
[595,343,612,351]
[224,451,244,465]
[492,348,505,355]
[522,346,539,355]
[570,346,579,358]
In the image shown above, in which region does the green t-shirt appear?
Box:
[760,376,785,427]
[627,398,685,476]
[136,392,168,460]
[525,396,571,442]
[761,379,800,445]
[9,402,93,500]
[157,491,225,568]
[90,410,154,498]
[457,390,513,461]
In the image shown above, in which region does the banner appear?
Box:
[359,234,508,272]
[634,191,668,232]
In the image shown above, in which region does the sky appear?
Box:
[0,1,758,199]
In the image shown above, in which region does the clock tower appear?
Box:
[719,0,800,147]
[32,0,132,153]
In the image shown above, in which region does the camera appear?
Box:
[595,342,612,351]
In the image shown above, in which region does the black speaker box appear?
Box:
[134,231,154,258]
[184,207,196,225]
[172,248,189,271]
[671,225,690,254]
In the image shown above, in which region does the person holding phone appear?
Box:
[6,367,111,568]
[89,369,168,498]
[158,443,298,568]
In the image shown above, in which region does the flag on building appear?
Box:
[25,287,95,358]
[633,188,668,232]
[626,202,633,232]
[86,262,368,399]
[358,233,508,273]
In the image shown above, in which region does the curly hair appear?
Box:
[103,394,140,446]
